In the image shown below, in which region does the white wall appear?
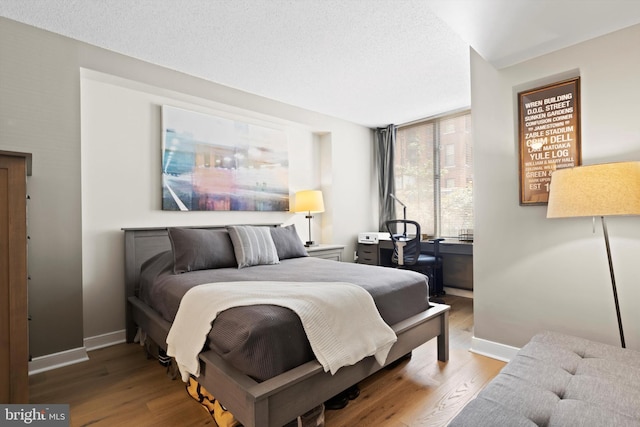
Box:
[472,24,640,354]
[80,70,375,340]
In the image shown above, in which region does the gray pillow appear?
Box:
[168,227,237,274]
[270,224,308,260]
[227,225,280,268]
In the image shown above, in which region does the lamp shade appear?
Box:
[294,190,325,213]
[547,161,640,218]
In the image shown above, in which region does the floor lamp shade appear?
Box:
[546,161,640,348]
[547,162,640,218]
[294,190,324,247]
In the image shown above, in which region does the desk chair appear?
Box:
[384,219,445,301]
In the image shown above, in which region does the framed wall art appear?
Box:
[161,105,290,211]
[518,77,581,205]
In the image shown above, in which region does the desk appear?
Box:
[356,238,473,291]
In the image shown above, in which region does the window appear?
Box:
[393,111,473,238]
[444,144,455,167]
[442,118,455,134]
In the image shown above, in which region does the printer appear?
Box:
[357,232,390,244]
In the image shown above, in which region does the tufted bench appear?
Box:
[449,331,640,427]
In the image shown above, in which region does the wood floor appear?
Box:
[29,295,505,427]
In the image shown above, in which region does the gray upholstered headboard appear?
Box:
[122,224,280,300]
[122,224,280,343]
[123,227,173,299]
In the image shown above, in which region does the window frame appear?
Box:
[395,108,472,238]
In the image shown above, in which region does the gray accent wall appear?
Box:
[1,18,84,356]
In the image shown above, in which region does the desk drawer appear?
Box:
[357,243,378,265]
[443,253,473,290]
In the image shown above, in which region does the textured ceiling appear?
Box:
[1,1,639,128]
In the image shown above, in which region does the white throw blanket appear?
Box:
[166,281,397,382]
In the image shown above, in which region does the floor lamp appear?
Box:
[546,161,640,348]
[294,190,325,247]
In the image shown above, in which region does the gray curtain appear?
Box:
[376,124,396,231]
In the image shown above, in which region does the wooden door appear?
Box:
[0,153,29,403]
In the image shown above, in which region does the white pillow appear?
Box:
[227,225,280,268]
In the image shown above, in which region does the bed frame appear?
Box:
[123,226,450,427]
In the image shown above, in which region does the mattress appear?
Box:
[139,251,430,381]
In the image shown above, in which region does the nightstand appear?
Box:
[305,244,345,261]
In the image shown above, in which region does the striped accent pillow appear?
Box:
[227,226,280,268]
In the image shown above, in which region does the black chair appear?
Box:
[384,219,444,301]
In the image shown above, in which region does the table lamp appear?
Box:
[294,190,325,247]
[547,161,640,348]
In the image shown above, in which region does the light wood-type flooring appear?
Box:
[29,295,506,426]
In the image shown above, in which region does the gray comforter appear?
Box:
[139,252,429,381]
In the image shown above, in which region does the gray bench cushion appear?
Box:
[449,331,640,426]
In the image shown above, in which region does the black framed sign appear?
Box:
[518,77,581,205]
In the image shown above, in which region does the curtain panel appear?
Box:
[376,125,396,231]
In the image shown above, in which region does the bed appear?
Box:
[123,224,450,427]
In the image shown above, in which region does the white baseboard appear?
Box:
[469,336,520,362]
[84,329,126,351]
[28,329,127,375]
[444,287,473,298]
[29,347,89,375]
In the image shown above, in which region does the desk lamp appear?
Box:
[547,161,640,348]
[389,193,407,236]
[294,190,325,247]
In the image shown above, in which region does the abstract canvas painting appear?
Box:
[161,106,289,211]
